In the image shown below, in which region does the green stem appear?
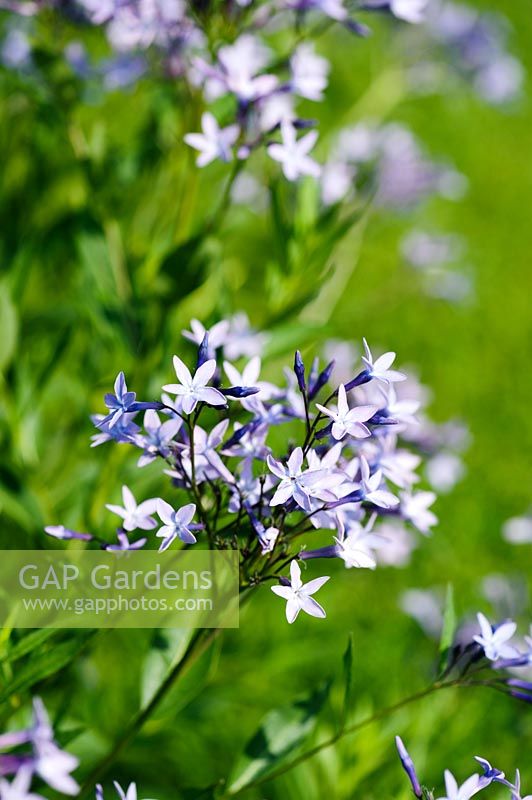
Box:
[224,679,470,797]
[78,628,217,797]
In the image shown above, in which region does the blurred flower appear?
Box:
[44,525,93,542]
[0,767,44,800]
[1,28,31,69]
[357,455,399,508]
[400,490,437,533]
[290,43,329,101]
[426,453,465,493]
[502,515,532,545]
[105,531,147,551]
[268,122,320,181]
[362,338,406,384]
[184,113,239,167]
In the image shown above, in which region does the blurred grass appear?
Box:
[0,1,531,798]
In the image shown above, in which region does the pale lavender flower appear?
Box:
[267,447,343,511]
[284,0,348,23]
[0,767,44,800]
[31,699,80,796]
[426,453,465,493]
[473,757,506,789]
[101,54,147,90]
[400,588,443,637]
[223,356,276,407]
[399,490,437,533]
[357,455,399,509]
[271,560,329,623]
[376,522,417,567]
[106,486,159,532]
[184,112,239,167]
[321,160,356,205]
[370,0,428,23]
[378,438,421,488]
[77,0,117,25]
[378,384,420,428]
[259,94,295,132]
[268,122,320,182]
[502,516,532,545]
[0,1,39,16]
[91,412,140,447]
[260,526,279,554]
[362,338,406,384]
[195,35,277,103]
[401,230,464,270]
[223,313,269,360]
[100,373,137,429]
[228,460,273,513]
[182,420,234,484]
[316,384,378,441]
[473,613,517,662]
[222,422,270,462]
[182,319,230,351]
[511,769,532,800]
[137,409,182,467]
[44,525,93,542]
[105,531,147,551]
[96,783,140,800]
[390,0,428,23]
[156,501,197,550]
[436,770,481,800]
[290,43,329,101]
[162,356,226,414]
[1,29,31,69]
[334,515,382,569]
[106,1,186,51]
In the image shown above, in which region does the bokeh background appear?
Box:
[0,1,531,797]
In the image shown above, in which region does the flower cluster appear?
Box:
[396,736,532,799]
[421,1,524,106]
[0,0,522,185]
[321,121,466,208]
[45,314,466,623]
[0,698,79,798]
[401,230,474,305]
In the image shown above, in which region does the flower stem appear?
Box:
[224,679,473,796]
[78,628,218,797]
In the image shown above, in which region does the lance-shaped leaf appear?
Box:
[227,680,331,793]
[438,583,456,676]
[340,633,354,731]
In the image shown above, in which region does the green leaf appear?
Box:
[227,680,331,794]
[438,584,456,675]
[0,629,60,665]
[0,280,18,372]
[340,633,354,730]
[0,631,94,705]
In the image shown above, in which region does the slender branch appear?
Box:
[78,628,217,797]
[224,679,483,796]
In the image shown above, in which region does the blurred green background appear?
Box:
[0,1,531,797]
